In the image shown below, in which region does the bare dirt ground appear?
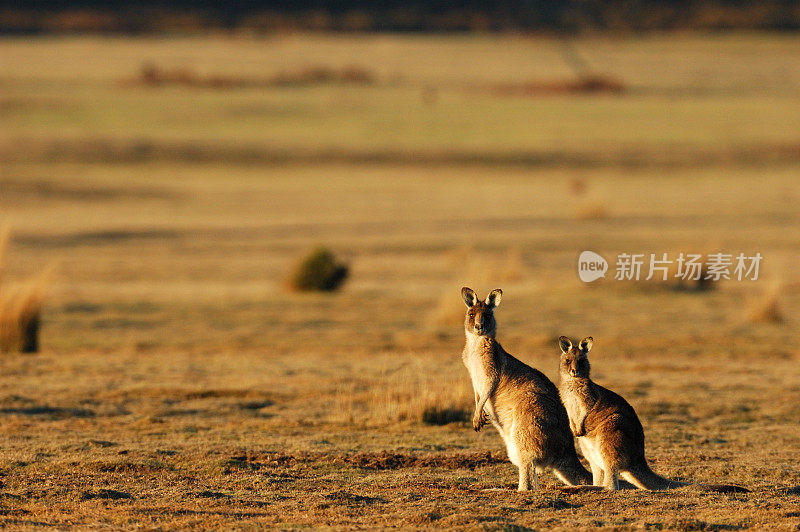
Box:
[0,35,799,529]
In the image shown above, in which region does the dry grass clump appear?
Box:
[129,62,375,89]
[375,378,470,426]
[287,247,348,292]
[420,405,468,425]
[331,366,471,426]
[749,285,784,324]
[0,227,51,353]
[0,279,49,353]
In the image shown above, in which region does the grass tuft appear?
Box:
[421,405,469,426]
[0,227,52,353]
[749,285,784,324]
[331,363,471,426]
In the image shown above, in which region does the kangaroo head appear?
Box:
[461,287,502,337]
[558,336,593,378]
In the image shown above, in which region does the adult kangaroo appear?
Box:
[460,287,591,491]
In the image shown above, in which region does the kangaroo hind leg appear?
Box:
[590,461,605,486]
[603,463,620,491]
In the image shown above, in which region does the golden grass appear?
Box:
[0,345,796,529]
[498,246,526,283]
[573,201,610,220]
[0,227,51,353]
[0,162,796,528]
[330,364,472,426]
[3,36,800,162]
[0,225,9,282]
[0,34,797,529]
[430,246,527,328]
[568,177,587,197]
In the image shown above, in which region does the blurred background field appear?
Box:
[3,35,800,157]
[1,30,799,529]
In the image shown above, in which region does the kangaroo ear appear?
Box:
[485,289,502,308]
[461,287,478,307]
[558,336,573,353]
[579,337,594,353]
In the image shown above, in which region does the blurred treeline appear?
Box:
[2,0,799,34]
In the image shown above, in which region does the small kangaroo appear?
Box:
[557,336,748,492]
[460,287,591,491]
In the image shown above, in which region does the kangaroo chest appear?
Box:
[465,354,503,431]
[561,391,586,424]
[462,335,494,383]
[560,381,594,428]
[462,336,502,424]
[464,353,490,391]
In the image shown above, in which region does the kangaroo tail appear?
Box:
[624,462,689,490]
[627,461,750,492]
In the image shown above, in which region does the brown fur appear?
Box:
[557,336,748,493]
[461,288,591,491]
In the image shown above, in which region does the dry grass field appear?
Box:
[0,34,799,529]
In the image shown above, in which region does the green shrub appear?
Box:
[288,247,348,292]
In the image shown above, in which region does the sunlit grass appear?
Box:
[0,33,798,528]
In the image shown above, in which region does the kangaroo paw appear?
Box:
[472,411,487,431]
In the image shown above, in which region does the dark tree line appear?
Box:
[2,0,799,33]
